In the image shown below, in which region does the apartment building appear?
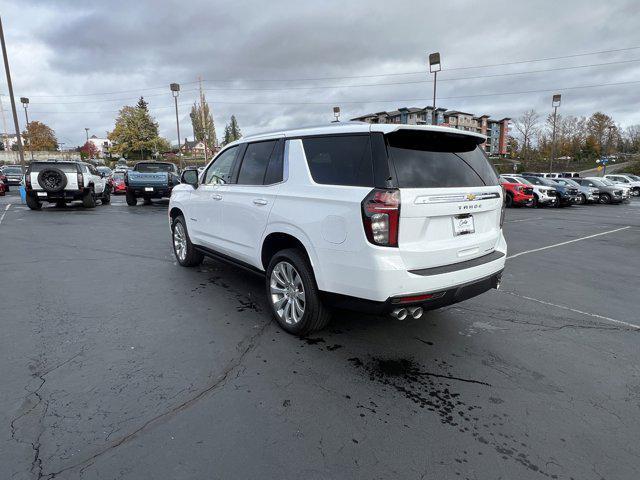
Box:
[352,107,511,156]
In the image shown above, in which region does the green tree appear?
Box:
[222,115,242,145]
[108,97,169,160]
[23,120,58,151]
[190,95,217,147]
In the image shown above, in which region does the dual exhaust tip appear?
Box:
[391,306,423,320]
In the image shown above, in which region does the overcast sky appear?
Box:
[1,0,639,147]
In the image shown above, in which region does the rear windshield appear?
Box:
[4,166,24,174]
[113,172,125,180]
[29,163,78,173]
[385,130,498,188]
[135,163,174,173]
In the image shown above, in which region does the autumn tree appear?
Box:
[190,95,217,147]
[79,141,99,159]
[512,110,539,161]
[23,120,58,151]
[222,115,242,145]
[108,97,170,159]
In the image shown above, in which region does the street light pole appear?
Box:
[85,127,89,143]
[603,125,615,176]
[0,16,25,166]
[428,52,441,126]
[332,106,340,123]
[549,93,561,173]
[20,97,33,161]
[170,83,182,170]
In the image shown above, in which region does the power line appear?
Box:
[29,79,640,114]
[19,45,640,98]
[21,58,640,105]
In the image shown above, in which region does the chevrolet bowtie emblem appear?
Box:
[466,193,476,201]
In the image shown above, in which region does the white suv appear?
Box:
[604,174,640,196]
[25,161,109,210]
[169,124,507,335]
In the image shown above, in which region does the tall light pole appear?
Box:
[428,52,441,126]
[603,125,615,176]
[0,16,25,166]
[170,83,183,169]
[20,97,33,161]
[84,127,89,142]
[549,93,561,173]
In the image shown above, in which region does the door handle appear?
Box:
[211,194,223,200]
[253,198,268,206]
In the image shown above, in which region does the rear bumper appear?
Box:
[127,185,173,198]
[322,270,503,315]
[27,189,86,201]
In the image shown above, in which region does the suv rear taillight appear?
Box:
[500,185,506,227]
[24,171,31,190]
[77,172,84,188]
[362,189,400,247]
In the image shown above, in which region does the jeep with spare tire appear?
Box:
[24,161,110,210]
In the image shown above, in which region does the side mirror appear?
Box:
[181,169,199,188]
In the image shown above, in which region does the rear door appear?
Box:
[217,138,284,266]
[384,129,502,270]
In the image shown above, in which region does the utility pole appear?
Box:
[198,76,208,164]
[603,125,615,176]
[549,94,561,173]
[0,17,25,166]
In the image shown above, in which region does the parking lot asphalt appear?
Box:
[1,190,639,480]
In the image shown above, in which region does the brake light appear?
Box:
[362,189,400,247]
[25,171,31,190]
[500,185,506,228]
[77,172,84,187]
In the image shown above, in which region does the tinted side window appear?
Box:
[302,135,373,187]
[237,140,277,185]
[204,146,238,185]
[264,140,284,185]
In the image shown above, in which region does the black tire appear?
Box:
[171,215,204,267]
[600,193,611,204]
[265,248,331,336]
[126,190,137,206]
[532,194,539,208]
[82,189,96,208]
[579,194,587,205]
[101,187,111,204]
[26,194,42,210]
[505,194,513,208]
[37,168,67,193]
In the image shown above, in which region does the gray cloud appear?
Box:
[1,0,639,147]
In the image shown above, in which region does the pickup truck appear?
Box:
[125,162,180,206]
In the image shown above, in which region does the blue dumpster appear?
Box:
[19,185,26,204]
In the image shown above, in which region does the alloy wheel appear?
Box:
[173,222,187,261]
[270,261,305,325]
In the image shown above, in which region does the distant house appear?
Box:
[2,133,26,151]
[87,135,112,157]
[180,138,218,156]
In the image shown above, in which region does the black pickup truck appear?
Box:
[125,162,180,205]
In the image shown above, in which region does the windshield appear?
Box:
[512,177,532,185]
[628,174,640,181]
[386,130,498,188]
[4,166,23,174]
[588,179,606,187]
[599,179,615,186]
[135,163,174,173]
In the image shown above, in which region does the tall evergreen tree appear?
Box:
[190,95,217,147]
[108,99,170,159]
[223,115,242,145]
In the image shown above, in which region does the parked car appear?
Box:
[560,172,580,178]
[499,176,534,207]
[588,177,630,202]
[604,174,640,196]
[111,171,127,194]
[522,175,578,207]
[2,165,24,186]
[0,171,8,192]
[125,161,180,205]
[551,178,599,204]
[24,161,110,210]
[0,176,6,196]
[169,124,506,335]
[501,175,556,207]
[573,177,623,204]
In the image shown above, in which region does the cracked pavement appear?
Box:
[1,192,639,479]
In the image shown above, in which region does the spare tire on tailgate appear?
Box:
[37,167,67,192]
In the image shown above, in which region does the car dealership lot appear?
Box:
[1,191,639,480]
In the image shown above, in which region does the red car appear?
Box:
[0,172,7,194]
[500,179,534,207]
[112,171,127,194]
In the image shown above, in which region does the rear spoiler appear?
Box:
[371,124,487,144]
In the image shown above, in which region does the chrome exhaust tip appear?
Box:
[409,306,423,319]
[391,308,408,320]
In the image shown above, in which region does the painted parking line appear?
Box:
[502,291,640,330]
[506,217,544,224]
[506,226,632,260]
[0,204,10,226]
